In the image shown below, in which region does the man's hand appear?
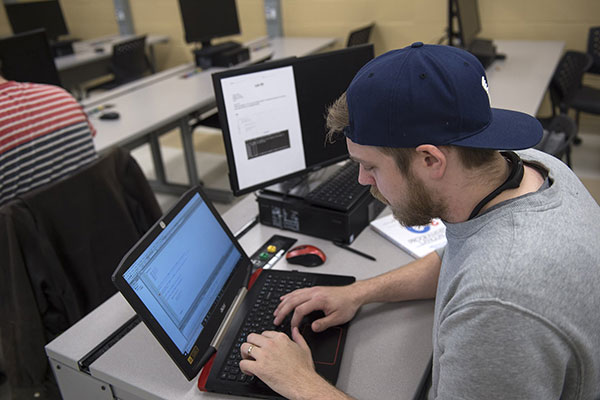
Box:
[273,285,361,332]
[239,328,336,399]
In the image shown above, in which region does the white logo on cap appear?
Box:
[481,76,490,103]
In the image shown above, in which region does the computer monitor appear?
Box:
[0,29,62,86]
[177,0,241,47]
[448,0,499,69]
[212,44,375,196]
[455,0,481,48]
[4,0,69,42]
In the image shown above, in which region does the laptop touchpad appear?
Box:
[301,312,343,365]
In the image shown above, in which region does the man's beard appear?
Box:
[370,173,446,227]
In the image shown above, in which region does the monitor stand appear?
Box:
[193,41,249,69]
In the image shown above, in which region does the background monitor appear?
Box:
[4,0,69,41]
[455,0,481,48]
[212,44,375,196]
[177,0,241,47]
[0,29,62,86]
[347,23,375,47]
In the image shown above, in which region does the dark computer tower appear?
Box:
[193,41,249,69]
[256,190,385,244]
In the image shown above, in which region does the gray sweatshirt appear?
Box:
[430,149,600,399]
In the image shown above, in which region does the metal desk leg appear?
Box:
[179,119,233,203]
[147,45,157,74]
[149,132,167,184]
[179,118,201,187]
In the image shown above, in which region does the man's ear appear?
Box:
[414,145,447,180]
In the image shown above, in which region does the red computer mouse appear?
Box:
[286,245,326,267]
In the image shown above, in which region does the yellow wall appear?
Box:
[61,0,118,39]
[128,0,267,71]
[280,0,599,56]
[0,4,9,37]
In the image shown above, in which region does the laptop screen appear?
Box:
[113,188,250,380]
[123,193,241,354]
[122,193,241,355]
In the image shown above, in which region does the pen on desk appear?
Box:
[333,241,377,261]
[234,215,259,239]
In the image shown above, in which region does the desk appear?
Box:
[55,34,169,91]
[486,40,564,116]
[82,36,338,202]
[45,39,567,400]
[45,195,434,400]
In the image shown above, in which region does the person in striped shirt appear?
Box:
[0,75,98,206]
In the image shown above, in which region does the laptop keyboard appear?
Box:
[304,161,369,212]
[217,271,316,383]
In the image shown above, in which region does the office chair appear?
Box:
[535,114,577,167]
[549,50,600,144]
[346,23,375,47]
[587,26,600,75]
[86,35,151,95]
[0,147,161,393]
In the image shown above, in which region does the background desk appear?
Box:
[46,195,433,400]
[487,40,564,116]
[83,36,338,202]
[56,34,169,91]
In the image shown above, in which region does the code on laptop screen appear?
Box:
[123,193,241,355]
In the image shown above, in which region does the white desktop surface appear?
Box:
[85,36,338,153]
[46,196,433,400]
[487,40,564,116]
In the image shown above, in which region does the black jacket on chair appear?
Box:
[0,147,162,393]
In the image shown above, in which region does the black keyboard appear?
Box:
[217,272,315,383]
[304,161,369,211]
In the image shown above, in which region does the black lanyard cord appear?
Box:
[468,151,524,220]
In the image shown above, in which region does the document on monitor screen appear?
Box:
[220,65,305,190]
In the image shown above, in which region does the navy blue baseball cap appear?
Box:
[344,42,542,149]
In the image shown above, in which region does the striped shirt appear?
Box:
[0,81,98,206]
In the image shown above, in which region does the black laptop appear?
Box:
[112,186,355,398]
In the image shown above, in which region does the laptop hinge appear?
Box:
[210,287,247,350]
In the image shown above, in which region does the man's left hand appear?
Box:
[239,327,321,399]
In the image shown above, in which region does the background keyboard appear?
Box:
[304,161,370,211]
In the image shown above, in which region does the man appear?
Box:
[0,74,97,206]
[238,42,600,399]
